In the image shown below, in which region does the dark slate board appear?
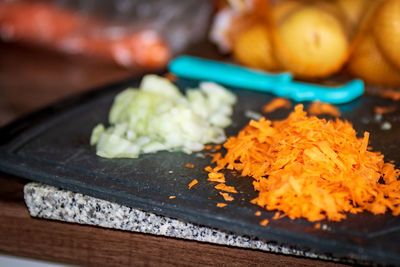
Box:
[1,74,400,265]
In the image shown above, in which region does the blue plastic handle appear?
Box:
[168,56,364,104]
[169,56,293,91]
[283,79,364,104]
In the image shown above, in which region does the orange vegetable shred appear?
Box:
[217,203,227,208]
[272,212,285,220]
[208,172,226,183]
[262,98,291,113]
[207,104,400,222]
[255,211,261,216]
[214,183,238,193]
[185,163,194,168]
[219,192,234,201]
[307,102,341,117]
[260,219,269,226]
[374,106,397,114]
[379,89,400,101]
[188,179,198,189]
[169,196,176,199]
[204,166,213,172]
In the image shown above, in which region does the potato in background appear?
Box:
[373,0,400,71]
[348,34,400,86]
[336,0,371,34]
[233,24,280,70]
[272,4,349,78]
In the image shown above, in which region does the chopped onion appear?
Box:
[91,74,236,158]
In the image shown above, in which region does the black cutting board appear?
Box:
[1,74,400,265]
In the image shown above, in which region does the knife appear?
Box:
[168,56,364,104]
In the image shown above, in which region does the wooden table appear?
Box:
[0,42,347,266]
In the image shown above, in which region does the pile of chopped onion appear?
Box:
[90,74,236,158]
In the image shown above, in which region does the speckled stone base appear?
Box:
[24,182,331,261]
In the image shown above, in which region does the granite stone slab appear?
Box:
[23,182,336,262]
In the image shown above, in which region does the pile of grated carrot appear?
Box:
[206,104,400,222]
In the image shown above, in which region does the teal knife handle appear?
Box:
[285,79,365,104]
[169,56,364,104]
[169,56,292,92]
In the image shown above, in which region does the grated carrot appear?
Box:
[255,211,261,216]
[314,223,321,229]
[219,192,234,201]
[380,89,400,101]
[204,166,213,172]
[188,179,198,189]
[207,104,400,222]
[215,183,238,193]
[307,102,341,117]
[169,195,176,199]
[272,212,285,220]
[374,106,397,114]
[262,98,291,113]
[208,172,226,183]
[185,163,194,168]
[217,203,227,208]
[204,145,213,150]
[360,132,369,154]
[260,219,269,226]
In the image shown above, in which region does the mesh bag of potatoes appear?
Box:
[209,0,400,87]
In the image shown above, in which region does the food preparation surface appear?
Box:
[1,75,400,265]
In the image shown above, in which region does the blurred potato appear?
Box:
[373,0,400,70]
[313,0,352,37]
[271,0,303,23]
[232,24,279,71]
[336,0,370,29]
[212,0,400,86]
[273,5,349,78]
[348,34,400,86]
